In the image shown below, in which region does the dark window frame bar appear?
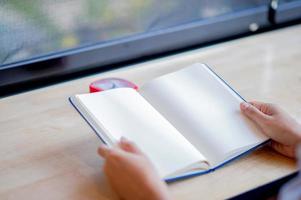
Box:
[276,0,301,23]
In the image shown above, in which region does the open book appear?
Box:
[69,63,268,182]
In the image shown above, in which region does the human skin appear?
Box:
[240,101,301,158]
[98,137,172,200]
[98,101,301,200]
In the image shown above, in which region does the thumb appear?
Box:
[97,145,111,158]
[118,137,143,155]
[240,102,269,126]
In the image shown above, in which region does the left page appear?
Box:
[72,88,208,178]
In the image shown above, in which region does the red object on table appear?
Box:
[89,78,138,93]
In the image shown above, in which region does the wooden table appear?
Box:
[1,24,301,200]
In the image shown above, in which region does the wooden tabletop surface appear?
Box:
[1,24,301,200]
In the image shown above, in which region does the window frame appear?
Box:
[0,3,300,97]
[276,0,301,23]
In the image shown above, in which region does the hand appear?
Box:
[240,101,301,158]
[98,137,171,200]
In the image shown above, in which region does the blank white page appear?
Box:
[75,88,206,178]
[140,64,268,166]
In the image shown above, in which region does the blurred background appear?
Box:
[0,0,273,66]
[0,0,301,95]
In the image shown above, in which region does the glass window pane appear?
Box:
[0,0,269,66]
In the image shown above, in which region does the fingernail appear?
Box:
[120,136,128,142]
[99,144,109,151]
[98,145,111,157]
[241,102,249,110]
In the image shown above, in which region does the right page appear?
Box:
[140,63,268,166]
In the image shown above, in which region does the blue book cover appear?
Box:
[69,63,269,182]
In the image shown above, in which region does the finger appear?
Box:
[249,101,265,110]
[249,101,278,115]
[249,101,271,115]
[118,137,143,154]
[270,142,296,158]
[240,102,269,125]
[97,145,111,158]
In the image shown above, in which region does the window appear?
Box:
[1,0,271,66]
[0,0,301,96]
